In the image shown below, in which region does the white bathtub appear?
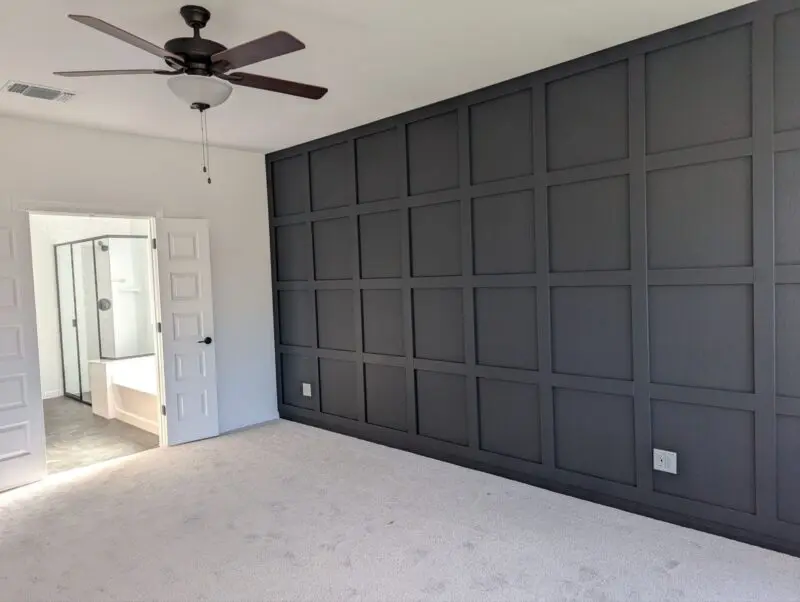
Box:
[89,356,160,436]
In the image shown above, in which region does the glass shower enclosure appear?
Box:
[55,235,156,403]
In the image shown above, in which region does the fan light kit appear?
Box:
[55,5,328,183]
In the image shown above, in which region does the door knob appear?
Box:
[197,336,213,345]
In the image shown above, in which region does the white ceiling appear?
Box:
[1,0,752,153]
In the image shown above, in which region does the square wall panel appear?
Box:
[407,111,459,195]
[546,61,629,170]
[647,158,752,269]
[472,190,535,275]
[275,224,309,282]
[416,370,468,445]
[411,201,462,277]
[554,388,636,485]
[469,90,533,184]
[652,399,755,513]
[316,290,355,352]
[359,210,402,279]
[310,142,355,211]
[356,129,401,203]
[365,363,407,431]
[413,289,464,363]
[551,287,632,381]
[776,285,800,398]
[362,289,404,356]
[646,26,751,153]
[313,217,353,280]
[649,285,753,392]
[281,354,315,409]
[278,290,313,347]
[775,151,800,266]
[778,414,800,525]
[475,287,537,370]
[271,154,308,217]
[319,358,359,420]
[775,9,800,133]
[478,378,541,462]
[549,176,630,272]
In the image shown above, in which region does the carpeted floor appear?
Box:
[44,396,159,474]
[1,420,799,601]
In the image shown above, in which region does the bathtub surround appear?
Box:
[89,356,160,436]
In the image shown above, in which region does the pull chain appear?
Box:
[194,103,212,185]
[203,109,211,184]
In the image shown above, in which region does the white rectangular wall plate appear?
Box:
[302,382,312,397]
[653,448,678,474]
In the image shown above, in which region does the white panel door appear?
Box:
[156,218,219,445]
[0,211,45,492]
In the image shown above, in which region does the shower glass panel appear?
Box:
[97,237,155,358]
[56,244,81,399]
[55,235,155,404]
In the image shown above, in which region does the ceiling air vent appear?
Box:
[3,81,75,103]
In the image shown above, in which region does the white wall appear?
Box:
[29,214,149,398]
[5,116,277,432]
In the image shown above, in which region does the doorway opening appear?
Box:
[30,213,162,474]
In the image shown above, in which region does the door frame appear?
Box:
[27,208,168,449]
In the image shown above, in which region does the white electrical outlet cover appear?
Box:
[653,449,678,474]
[302,382,312,397]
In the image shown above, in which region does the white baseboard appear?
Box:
[42,389,63,400]
[114,406,159,435]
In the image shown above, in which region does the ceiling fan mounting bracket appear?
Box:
[179,5,211,30]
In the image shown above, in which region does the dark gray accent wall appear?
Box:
[267,0,800,554]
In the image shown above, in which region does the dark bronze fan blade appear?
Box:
[220,72,327,99]
[68,15,182,62]
[211,31,304,71]
[54,69,177,77]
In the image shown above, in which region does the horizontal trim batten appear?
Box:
[551,373,635,396]
[645,137,753,172]
[648,267,754,286]
[650,384,757,411]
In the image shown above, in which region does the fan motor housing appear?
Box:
[164,37,227,73]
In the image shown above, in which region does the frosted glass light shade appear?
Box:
[167,74,232,108]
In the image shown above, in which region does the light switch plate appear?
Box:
[653,448,678,474]
[302,382,312,398]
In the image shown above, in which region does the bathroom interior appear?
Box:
[30,214,161,474]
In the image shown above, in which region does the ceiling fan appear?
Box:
[54,5,328,102]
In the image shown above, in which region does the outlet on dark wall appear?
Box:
[267,0,800,554]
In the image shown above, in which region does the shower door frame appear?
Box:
[54,234,152,404]
[54,242,83,403]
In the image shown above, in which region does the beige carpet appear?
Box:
[1,420,799,602]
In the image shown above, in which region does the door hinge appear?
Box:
[161,405,166,416]
[152,238,157,250]
[156,322,162,333]
[72,318,77,328]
